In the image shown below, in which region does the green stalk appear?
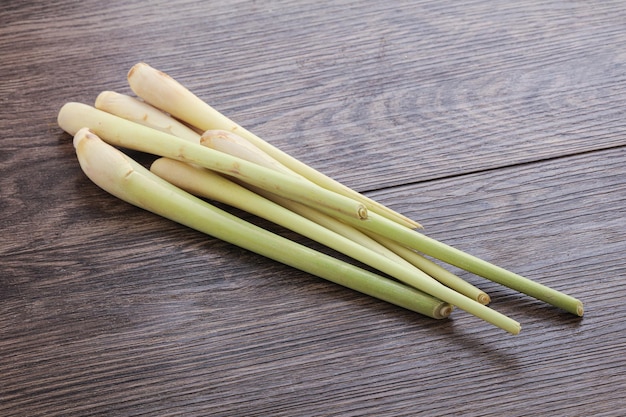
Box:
[126,62,421,229]
[92,94,571,317]
[150,158,521,334]
[72,128,450,319]
[338,211,584,316]
[89,102,446,301]
[198,120,579,315]
[361,231,491,305]
[95,79,489,306]
[58,102,368,221]
[256,189,489,304]
[202,129,490,304]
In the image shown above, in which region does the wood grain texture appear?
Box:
[1,1,625,416]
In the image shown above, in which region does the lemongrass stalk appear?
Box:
[333,210,584,316]
[119,118,415,271]
[58,102,368,221]
[200,127,579,315]
[150,157,521,334]
[200,134,457,292]
[95,91,201,143]
[202,124,580,315]
[72,128,449,319]
[151,157,433,292]
[253,186,492,303]
[106,69,492,307]
[362,231,491,305]
[256,188,407,262]
[201,129,490,304]
[152,157,408,271]
[126,62,420,229]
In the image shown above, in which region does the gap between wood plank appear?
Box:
[360,142,626,195]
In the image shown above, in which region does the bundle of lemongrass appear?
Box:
[58,63,584,335]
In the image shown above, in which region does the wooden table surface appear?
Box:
[2,1,625,415]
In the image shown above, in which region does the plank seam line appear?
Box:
[361,142,626,194]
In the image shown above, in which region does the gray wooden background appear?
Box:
[2,1,625,415]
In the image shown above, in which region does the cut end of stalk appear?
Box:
[128,62,153,80]
[58,102,84,136]
[477,292,491,305]
[72,127,98,149]
[436,303,454,319]
[576,302,584,317]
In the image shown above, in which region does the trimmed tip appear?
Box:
[57,102,84,136]
[94,90,117,108]
[576,302,584,317]
[128,62,172,84]
[127,62,149,79]
[477,292,491,305]
[72,127,98,149]
[436,303,454,319]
